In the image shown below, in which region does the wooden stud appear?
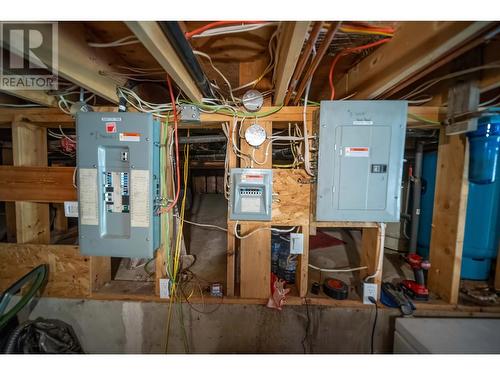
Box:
[360,225,383,291]
[296,225,310,297]
[126,21,203,102]
[12,120,50,244]
[427,131,469,304]
[53,203,68,233]
[273,21,311,105]
[1,145,16,242]
[239,223,272,299]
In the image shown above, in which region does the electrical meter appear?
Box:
[76,112,160,257]
[229,168,272,221]
[316,101,407,222]
[244,123,267,147]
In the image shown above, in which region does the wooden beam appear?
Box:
[273,21,311,105]
[292,22,341,105]
[0,105,441,127]
[333,22,497,100]
[4,23,124,103]
[12,120,50,244]
[0,166,77,202]
[284,22,323,106]
[126,21,203,102]
[0,89,57,107]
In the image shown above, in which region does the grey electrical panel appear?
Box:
[316,101,407,222]
[76,112,160,257]
[229,168,272,221]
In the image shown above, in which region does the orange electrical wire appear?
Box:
[185,21,267,39]
[342,22,395,34]
[328,38,392,100]
[161,75,181,213]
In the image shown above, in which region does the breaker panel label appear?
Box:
[241,173,264,183]
[119,132,141,142]
[344,146,369,157]
[79,168,98,225]
[130,170,150,227]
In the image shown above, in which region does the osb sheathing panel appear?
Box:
[0,244,90,298]
[271,169,311,225]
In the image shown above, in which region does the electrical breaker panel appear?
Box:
[76,112,160,257]
[316,101,407,222]
[229,168,272,221]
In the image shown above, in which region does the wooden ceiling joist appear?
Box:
[4,23,126,104]
[0,89,57,107]
[333,21,498,100]
[126,21,203,102]
[273,21,311,106]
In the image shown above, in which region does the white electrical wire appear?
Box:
[193,50,237,104]
[364,223,386,283]
[191,23,277,39]
[400,62,500,100]
[308,264,368,273]
[234,221,296,239]
[88,35,140,48]
[174,214,227,232]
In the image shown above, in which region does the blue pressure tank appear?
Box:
[466,115,500,184]
[417,118,500,280]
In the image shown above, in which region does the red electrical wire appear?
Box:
[162,75,181,213]
[185,21,267,39]
[329,38,391,100]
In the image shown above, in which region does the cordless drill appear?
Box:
[400,253,431,301]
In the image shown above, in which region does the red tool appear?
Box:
[400,254,431,301]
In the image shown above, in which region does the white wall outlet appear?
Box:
[363,282,378,304]
[159,278,170,299]
[64,201,78,217]
[290,233,304,254]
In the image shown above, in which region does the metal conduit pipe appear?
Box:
[178,135,227,144]
[409,142,424,254]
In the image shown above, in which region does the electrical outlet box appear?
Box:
[363,282,378,304]
[290,233,304,254]
[229,168,272,221]
[76,112,160,258]
[316,101,407,222]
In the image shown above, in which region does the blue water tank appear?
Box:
[417,139,500,280]
[466,115,500,184]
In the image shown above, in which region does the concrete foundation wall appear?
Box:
[16,297,500,354]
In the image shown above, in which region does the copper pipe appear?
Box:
[292,21,342,105]
[283,21,324,106]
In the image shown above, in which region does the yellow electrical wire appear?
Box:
[165,137,190,353]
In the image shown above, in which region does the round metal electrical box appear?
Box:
[242,90,264,112]
[244,123,267,147]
